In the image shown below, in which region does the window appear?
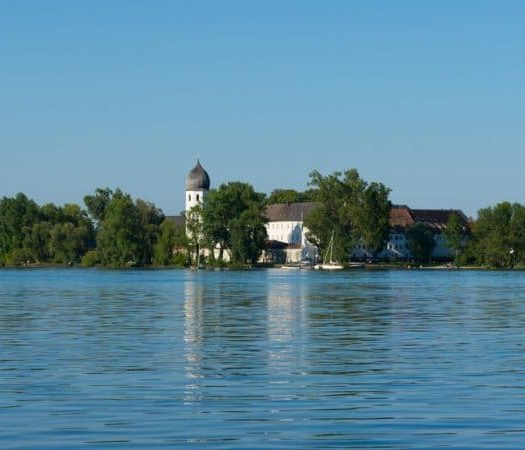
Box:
[188,194,191,201]
[197,194,200,202]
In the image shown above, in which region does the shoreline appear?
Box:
[0,262,521,271]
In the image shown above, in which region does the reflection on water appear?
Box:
[2,268,525,448]
[266,271,309,379]
[183,273,204,404]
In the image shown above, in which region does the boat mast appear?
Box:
[325,230,335,264]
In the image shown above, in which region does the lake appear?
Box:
[1,268,525,449]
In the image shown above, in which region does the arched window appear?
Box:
[188,194,191,202]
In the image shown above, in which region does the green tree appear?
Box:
[473,202,525,268]
[153,219,188,266]
[230,205,268,264]
[304,169,391,263]
[95,190,143,267]
[49,222,87,264]
[23,221,53,262]
[0,193,40,263]
[136,199,165,265]
[267,189,301,204]
[84,188,113,225]
[355,182,392,253]
[406,223,435,263]
[35,202,95,264]
[40,203,63,224]
[443,212,468,266]
[304,170,354,263]
[85,188,164,267]
[267,188,318,204]
[186,205,204,266]
[202,182,267,264]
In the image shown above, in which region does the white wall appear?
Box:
[266,221,313,246]
[377,231,454,260]
[185,190,207,212]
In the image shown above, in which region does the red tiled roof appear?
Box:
[389,205,414,228]
[411,209,467,231]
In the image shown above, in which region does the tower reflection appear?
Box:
[183,272,204,403]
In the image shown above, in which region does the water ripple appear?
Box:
[1,268,525,448]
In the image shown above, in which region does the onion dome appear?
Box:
[185,159,210,191]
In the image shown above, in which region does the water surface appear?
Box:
[1,268,525,449]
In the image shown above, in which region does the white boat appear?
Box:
[314,231,343,270]
[281,259,313,270]
[314,262,344,270]
[281,263,302,270]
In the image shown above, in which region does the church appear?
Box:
[176,160,468,263]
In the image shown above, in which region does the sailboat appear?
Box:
[314,231,344,270]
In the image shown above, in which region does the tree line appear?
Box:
[1,169,524,268]
[0,184,269,268]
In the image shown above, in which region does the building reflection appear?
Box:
[183,270,312,403]
[265,272,309,376]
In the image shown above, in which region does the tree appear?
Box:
[202,182,267,264]
[304,169,391,263]
[0,194,96,265]
[85,188,165,267]
[40,203,63,224]
[230,205,268,264]
[266,189,317,205]
[443,212,468,266]
[473,202,525,268]
[136,199,165,265]
[185,205,204,266]
[49,222,87,264]
[153,219,188,266]
[406,223,435,263]
[95,190,143,267]
[84,188,113,225]
[0,193,40,262]
[354,182,392,253]
[24,221,53,262]
[304,170,355,263]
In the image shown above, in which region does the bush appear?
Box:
[5,249,31,266]
[81,250,99,267]
[171,252,189,267]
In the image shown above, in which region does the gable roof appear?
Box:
[410,209,468,231]
[265,202,318,222]
[389,205,414,228]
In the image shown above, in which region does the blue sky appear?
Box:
[1,1,524,217]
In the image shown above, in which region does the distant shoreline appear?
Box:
[0,262,520,271]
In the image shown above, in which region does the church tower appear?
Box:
[185,159,210,212]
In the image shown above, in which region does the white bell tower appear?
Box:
[185,159,210,212]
